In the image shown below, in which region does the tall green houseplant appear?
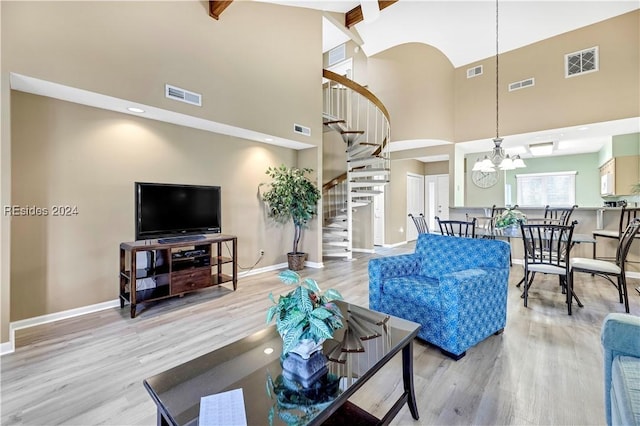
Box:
[261,165,321,270]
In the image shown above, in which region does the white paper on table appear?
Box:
[199,388,247,426]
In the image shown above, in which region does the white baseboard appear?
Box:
[381,241,408,248]
[0,340,14,355]
[241,261,324,274]
[1,298,120,356]
[4,261,631,356]
[1,261,332,355]
[353,248,375,254]
[239,263,288,277]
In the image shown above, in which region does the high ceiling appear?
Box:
[264,1,639,66]
[262,0,640,160]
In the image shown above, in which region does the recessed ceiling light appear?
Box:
[529,141,554,156]
[127,107,145,113]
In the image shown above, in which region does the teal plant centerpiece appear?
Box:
[267,270,344,355]
[261,165,321,271]
[267,270,344,387]
[495,207,527,229]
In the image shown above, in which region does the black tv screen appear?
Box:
[135,182,221,240]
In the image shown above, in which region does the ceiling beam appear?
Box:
[345,1,398,28]
[209,1,234,20]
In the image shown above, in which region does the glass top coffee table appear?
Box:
[143,301,421,425]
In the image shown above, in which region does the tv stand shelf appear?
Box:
[119,234,237,318]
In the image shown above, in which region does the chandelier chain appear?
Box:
[472,0,526,173]
[495,0,499,140]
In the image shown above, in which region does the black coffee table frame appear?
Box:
[144,301,420,426]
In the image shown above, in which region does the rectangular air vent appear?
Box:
[466,65,483,78]
[165,84,202,106]
[565,46,598,78]
[293,123,311,137]
[509,77,535,92]
[328,44,346,66]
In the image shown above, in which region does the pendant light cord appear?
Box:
[495,0,500,140]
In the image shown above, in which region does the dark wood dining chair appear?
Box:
[592,206,640,261]
[520,220,579,315]
[571,218,640,314]
[544,204,578,226]
[436,217,476,238]
[408,213,429,234]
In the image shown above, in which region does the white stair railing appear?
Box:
[322,70,391,259]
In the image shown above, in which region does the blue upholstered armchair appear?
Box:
[601,313,640,426]
[369,233,511,359]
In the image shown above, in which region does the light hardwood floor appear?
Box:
[1,242,638,425]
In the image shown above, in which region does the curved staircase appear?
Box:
[322,70,391,260]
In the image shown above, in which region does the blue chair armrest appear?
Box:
[440,267,509,312]
[601,313,640,425]
[368,254,420,311]
[438,268,509,346]
[602,313,640,357]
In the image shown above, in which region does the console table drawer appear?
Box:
[171,269,210,293]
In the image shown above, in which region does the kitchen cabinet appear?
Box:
[600,155,639,196]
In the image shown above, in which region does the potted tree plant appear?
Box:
[261,165,321,271]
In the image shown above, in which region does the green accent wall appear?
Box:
[505,152,602,207]
[612,133,640,156]
[599,140,613,167]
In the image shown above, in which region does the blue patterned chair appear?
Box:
[601,313,640,426]
[369,233,511,359]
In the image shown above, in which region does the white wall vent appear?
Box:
[509,77,535,92]
[466,65,483,78]
[293,123,311,137]
[565,46,598,78]
[165,84,202,106]
[328,44,346,66]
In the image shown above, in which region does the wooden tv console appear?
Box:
[119,234,237,318]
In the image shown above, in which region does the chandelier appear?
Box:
[472,0,526,174]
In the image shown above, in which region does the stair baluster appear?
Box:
[322,70,390,259]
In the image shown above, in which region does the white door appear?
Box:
[406,173,425,241]
[373,190,384,246]
[425,174,450,231]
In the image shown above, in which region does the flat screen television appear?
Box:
[135,182,221,241]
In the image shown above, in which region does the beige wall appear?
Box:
[322,131,346,185]
[1,1,323,338]
[371,11,638,242]
[367,43,456,142]
[386,159,425,245]
[9,92,303,321]
[0,2,9,343]
[454,10,639,142]
[2,3,638,343]
[2,1,323,143]
[425,161,449,175]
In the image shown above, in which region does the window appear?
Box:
[516,171,576,207]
